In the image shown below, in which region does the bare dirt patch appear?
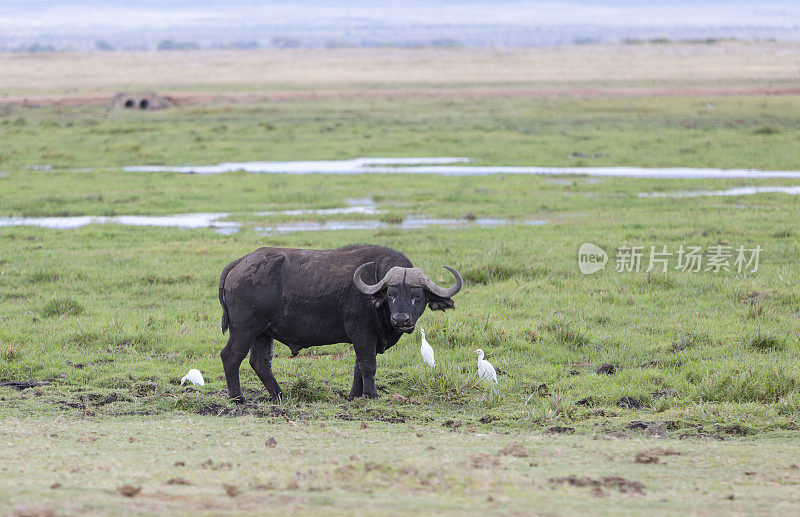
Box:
[0,380,52,390]
[550,475,645,495]
[545,426,575,435]
[5,84,800,109]
[166,477,191,486]
[3,43,800,98]
[739,290,771,304]
[498,442,529,458]
[470,453,501,469]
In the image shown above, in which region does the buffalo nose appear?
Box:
[392,313,412,326]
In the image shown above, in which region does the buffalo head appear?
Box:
[353,262,462,333]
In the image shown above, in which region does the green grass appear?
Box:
[1,173,799,432]
[1,95,800,175]
[1,93,800,513]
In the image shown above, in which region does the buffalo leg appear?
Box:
[220,328,257,403]
[349,359,363,398]
[356,351,378,398]
[249,334,283,401]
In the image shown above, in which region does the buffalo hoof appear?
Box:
[362,392,379,399]
[230,395,247,405]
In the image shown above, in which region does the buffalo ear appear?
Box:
[370,295,386,308]
[427,295,455,311]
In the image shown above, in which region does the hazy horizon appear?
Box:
[3,0,800,51]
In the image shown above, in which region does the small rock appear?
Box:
[617,397,644,410]
[360,421,370,429]
[50,483,62,489]
[596,363,616,375]
[635,452,659,464]
[117,485,141,497]
[265,436,278,447]
[744,470,756,476]
[537,384,550,396]
[166,477,191,486]
[388,393,409,403]
[173,461,185,467]
[223,484,240,497]
[726,493,735,500]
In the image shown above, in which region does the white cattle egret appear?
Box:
[420,328,435,367]
[474,349,498,384]
[181,369,205,387]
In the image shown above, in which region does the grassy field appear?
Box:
[2,46,800,514]
[3,416,800,515]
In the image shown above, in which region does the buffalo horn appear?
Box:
[413,266,462,298]
[353,262,384,294]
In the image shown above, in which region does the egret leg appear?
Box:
[249,334,283,401]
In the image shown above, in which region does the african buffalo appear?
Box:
[218,244,462,401]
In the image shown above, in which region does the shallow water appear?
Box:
[639,186,800,198]
[123,157,800,179]
[254,198,381,216]
[0,209,546,235]
[256,217,547,235]
[124,157,470,175]
[0,213,239,234]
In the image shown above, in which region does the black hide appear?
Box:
[218,244,458,401]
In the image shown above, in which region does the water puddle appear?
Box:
[122,157,800,179]
[255,198,381,216]
[639,186,800,198]
[256,217,547,235]
[0,213,240,234]
[124,157,470,175]
[0,209,546,235]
